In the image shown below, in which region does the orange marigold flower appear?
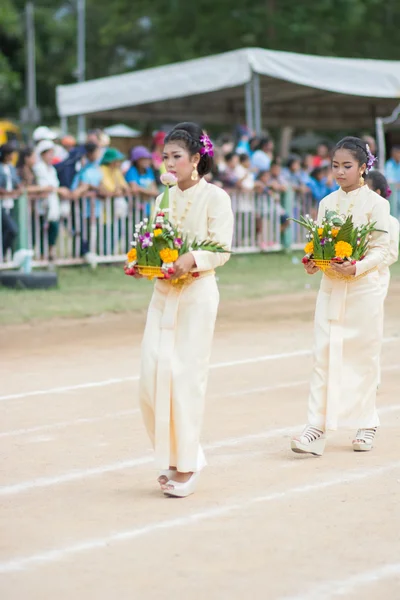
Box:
[334,241,353,258]
[317,228,324,236]
[154,228,163,237]
[331,228,339,237]
[127,248,137,262]
[160,248,179,263]
[304,240,314,254]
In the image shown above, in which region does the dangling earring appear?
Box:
[359,172,365,186]
[191,165,199,181]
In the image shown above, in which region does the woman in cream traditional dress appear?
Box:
[291,137,390,456]
[365,171,399,299]
[127,122,233,497]
[365,170,399,387]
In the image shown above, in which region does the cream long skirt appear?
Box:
[308,270,384,431]
[139,275,219,472]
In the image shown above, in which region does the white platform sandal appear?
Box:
[163,472,200,498]
[157,469,176,487]
[291,425,326,456]
[352,428,377,452]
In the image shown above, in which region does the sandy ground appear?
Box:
[0,284,400,599]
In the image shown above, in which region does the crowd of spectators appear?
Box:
[1,124,399,261]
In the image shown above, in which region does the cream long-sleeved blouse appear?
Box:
[317,185,390,277]
[155,177,234,271]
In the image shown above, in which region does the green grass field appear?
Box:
[1,253,399,325]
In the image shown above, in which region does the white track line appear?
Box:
[0,380,307,439]
[283,563,400,600]
[0,349,311,402]
[0,461,398,574]
[1,336,398,403]
[0,425,297,497]
[2,396,400,497]
[2,363,399,439]
[0,409,140,440]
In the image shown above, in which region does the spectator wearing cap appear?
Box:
[125,146,158,198]
[151,132,166,173]
[99,148,129,196]
[0,143,21,257]
[32,126,57,144]
[33,140,66,261]
[32,126,68,164]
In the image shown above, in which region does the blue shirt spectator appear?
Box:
[125,164,156,190]
[307,167,338,203]
[385,146,400,184]
[251,137,274,174]
[125,146,158,218]
[125,146,158,196]
[71,144,103,218]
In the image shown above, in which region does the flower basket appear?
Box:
[125,172,229,284]
[290,209,385,284]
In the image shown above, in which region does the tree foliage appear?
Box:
[1,0,399,122]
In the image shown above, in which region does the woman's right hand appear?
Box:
[124,264,143,279]
[304,259,319,275]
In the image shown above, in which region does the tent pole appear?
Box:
[375,118,385,172]
[60,116,68,135]
[77,0,86,140]
[253,72,262,135]
[376,103,400,171]
[245,80,254,133]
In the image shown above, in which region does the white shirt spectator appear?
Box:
[33,160,61,221]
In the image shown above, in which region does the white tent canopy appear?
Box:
[103,124,141,138]
[56,48,400,129]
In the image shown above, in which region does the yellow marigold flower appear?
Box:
[332,228,339,237]
[154,228,163,237]
[304,240,314,254]
[334,241,353,258]
[317,228,324,236]
[160,248,179,263]
[127,248,137,262]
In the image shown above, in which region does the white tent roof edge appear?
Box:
[56,47,400,118]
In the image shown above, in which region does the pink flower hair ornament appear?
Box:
[365,144,377,172]
[199,133,214,157]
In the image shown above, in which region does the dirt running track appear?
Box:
[1,284,400,599]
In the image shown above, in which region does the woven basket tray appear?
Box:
[313,259,374,282]
[136,264,191,286]
[136,265,166,280]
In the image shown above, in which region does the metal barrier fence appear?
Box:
[1,185,399,269]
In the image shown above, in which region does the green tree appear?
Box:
[0,0,399,122]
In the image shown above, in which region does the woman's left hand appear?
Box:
[171,253,196,279]
[329,260,357,277]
